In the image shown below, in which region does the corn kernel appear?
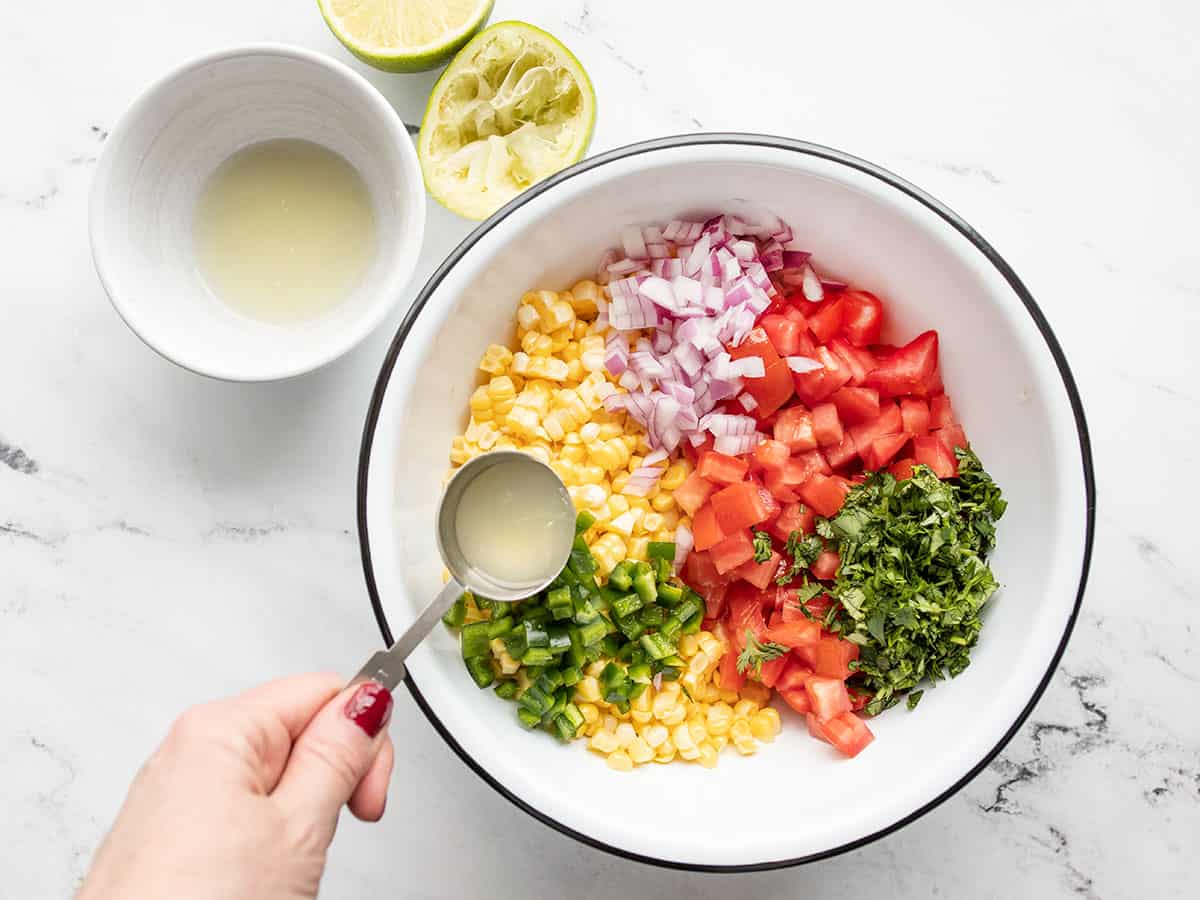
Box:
[651,692,675,720]
[603,715,620,733]
[679,634,700,659]
[697,743,720,769]
[569,280,601,316]
[606,750,634,772]
[660,462,688,490]
[560,444,587,464]
[589,730,620,754]
[661,704,687,726]
[671,723,696,752]
[585,660,607,678]
[750,708,782,742]
[614,722,637,749]
[641,724,669,749]
[718,688,741,705]
[579,421,601,442]
[730,719,754,744]
[654,742,677,764]
[733,736,757,756]
[710,733,729,753]
[627,737,654,765]
[707,702,734,736]
[575,676,602,703]
[650,492,676,513]
[733,699,760,720]
[640,512,664,533]
[631,709,653,725]
[699,635,723,660]
[578,703,600,725]
[688,720,708,745]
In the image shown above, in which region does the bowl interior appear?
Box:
[362,140,1089,868]
[90,47,424,380]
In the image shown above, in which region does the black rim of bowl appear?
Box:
[356,133,1096,872]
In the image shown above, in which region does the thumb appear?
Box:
[272,681,393,837]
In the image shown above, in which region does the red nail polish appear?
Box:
[345,682,393,738]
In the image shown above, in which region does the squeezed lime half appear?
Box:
[418,20,596,220]
[318,0,494,73]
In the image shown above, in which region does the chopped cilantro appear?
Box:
[777,531,823,584]
[736,630,789,676]
[752,530,773,563]
[824,447,1006,717]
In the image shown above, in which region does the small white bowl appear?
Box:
[358,135,1094,869]
[89,44,425,381]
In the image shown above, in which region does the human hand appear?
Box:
[77,673,394,900]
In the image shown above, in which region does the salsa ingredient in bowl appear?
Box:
[445,206,1005,765]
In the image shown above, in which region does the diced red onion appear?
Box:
[800,264,824,302]
[821,279,848,292]
[651,258,684,278]
[701,412,757,436]
[618,370,640,391]
[673,525,693,572]
[728,356,765,378]
[644,448,669,466]
[622,225,648,259]
[623,466,662,497]
[786,355,823,373]
[607,257,644,277]
[738,393,759,412]
[683,234,711,278]
[714,433,762,456]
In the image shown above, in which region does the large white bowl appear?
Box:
[357,135,1094,870]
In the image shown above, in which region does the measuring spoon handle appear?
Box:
[352,580,463,692]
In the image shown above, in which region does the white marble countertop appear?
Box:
[3,1,1198,897]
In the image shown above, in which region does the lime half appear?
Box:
[318,0,494,73]
[418,21,596,220]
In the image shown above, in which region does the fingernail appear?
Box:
[344,682,393,738]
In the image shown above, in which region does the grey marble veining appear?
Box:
[2,1,1198,898]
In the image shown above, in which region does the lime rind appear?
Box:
[318,0,495,73]
[418,21,596,220]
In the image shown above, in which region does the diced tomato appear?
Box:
[798,473,850,518]
[711,482,772,532]
[792,346,853,406]
[866,330,939,397]
[838,290,884,347]
[674,471,715,517]
[830,337,878,386]
[717,642,746,690]
[847,402,903,452]
[710,529,756,575]
[811,403,844,447]
[774,407,818,452]
[808,711,874,757]
[763,468,799,503]
[813,636,860,679]
[753,438,790,471]
[913,434,958,478]
[769,502,814,542]
[776,658,814,693]
[889,457,917,480]
[764,618,822,648]
[811,549,841,581]
[691,503,726,551]
[899,397,931,436]
[726,582,767,652]
[861,432,910,470]
[823,433,858,470]
[760,314,806,357]
[703,581,730,619]
[733,550,783,590]
[911,365,945,399]
[807,297,844,343]
[935,423,968,453]
[756,655,789,688]
[929,394,955,428]
[780,688,812,715]
[805,676,852,721]
[831,386,881,425]
[696,451,749,485]
[794,643,818,669]
[682,550,721,593]
[743,359,794,420]
[728,326,780,368]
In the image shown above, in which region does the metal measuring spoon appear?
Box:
[352,450,575,690]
